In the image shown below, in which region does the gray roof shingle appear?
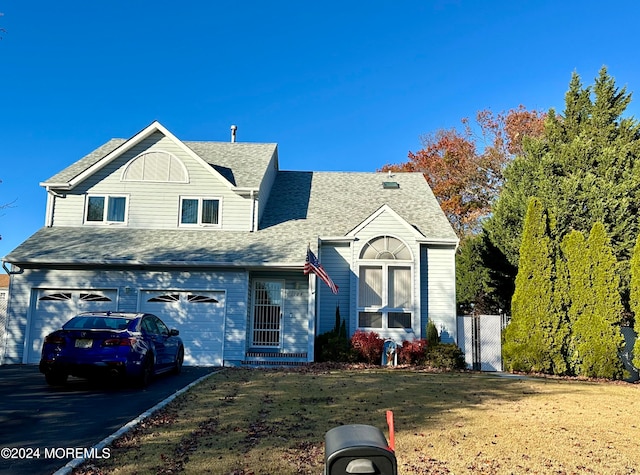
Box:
[10,127,457,267]
[7,171,457,266]
[41,138,277,190]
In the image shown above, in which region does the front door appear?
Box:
[251,280,283,348]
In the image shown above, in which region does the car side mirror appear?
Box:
[170,329,180,336]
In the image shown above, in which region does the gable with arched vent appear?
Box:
[121,150,189,183]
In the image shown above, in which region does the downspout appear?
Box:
[250,190,257,232]
[2,261,23,275]
[45,187,65,227]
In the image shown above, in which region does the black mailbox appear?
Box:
[324,424,397,475]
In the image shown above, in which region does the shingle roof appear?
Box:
[186,142,277,188]
[260,171,457,239]
[10,123,457,266]
[41,139,277,190]
[6,171,457,266]
[42,139,127,184]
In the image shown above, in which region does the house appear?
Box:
[0,274,8,355]
[1,121,459,367]
[0,274,8,302]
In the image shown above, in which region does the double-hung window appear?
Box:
[85,195,127,224]
[180,197,220,226]
[357,236,413,330]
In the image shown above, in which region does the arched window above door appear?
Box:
[360,235,411,260]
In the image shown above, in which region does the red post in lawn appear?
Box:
[386,410,395,452]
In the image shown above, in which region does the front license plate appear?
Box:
[75,338,93,349]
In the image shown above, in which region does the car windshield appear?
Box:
[63,316,132,331]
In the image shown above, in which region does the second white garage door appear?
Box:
[140,290,226,366]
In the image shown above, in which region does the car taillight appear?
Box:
[44,335,65,345]
[103,337,136,347]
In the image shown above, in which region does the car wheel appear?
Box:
[45,371,68,386]
[172,346,184,375]
[137,354,154,388]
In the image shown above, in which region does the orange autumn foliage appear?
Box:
[382,106,545,237]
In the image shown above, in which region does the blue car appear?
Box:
[39,311,184,387]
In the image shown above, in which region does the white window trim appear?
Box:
[178,196,223,228]
[84,194,129,225]
[356,261,414,330]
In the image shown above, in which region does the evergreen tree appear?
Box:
[561,230,591,372]
[562,223,625,378]
[486,67,640,306]
[456,232,516,315]
[629,234,640,369]
[503,198,567,374]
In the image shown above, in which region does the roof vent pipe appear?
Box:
[230,124,237,143]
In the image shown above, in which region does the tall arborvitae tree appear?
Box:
[503,197,567,374]
[561,230,591,372]
[486,67,640,306]
[629,234,640,370]
[562,223,625,378]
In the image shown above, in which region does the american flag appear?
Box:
[304,248,339,294]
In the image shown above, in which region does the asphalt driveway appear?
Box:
[0,364,218,475]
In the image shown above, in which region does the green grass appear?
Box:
[75,366,640,474]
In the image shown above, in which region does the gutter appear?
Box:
[2,258,304,269]
[2,260,23,275]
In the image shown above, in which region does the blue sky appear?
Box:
[1,1,640,259]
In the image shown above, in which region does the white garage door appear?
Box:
[27,289,117,364]
[140,290,225,366]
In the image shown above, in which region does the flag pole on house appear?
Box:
[304,245,339,294]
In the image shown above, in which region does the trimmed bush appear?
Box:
[398,339,428,365]
[350,330,385,364]
[424,343,466,370]
[426,321,440,347]
[315,307,350,362]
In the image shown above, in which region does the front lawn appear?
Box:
[76,366,640,474]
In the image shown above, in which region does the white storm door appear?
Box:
[251,280,283,348]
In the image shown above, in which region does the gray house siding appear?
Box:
[49,133,253,231]
[425,245,457,343]
[317,243,351,336]
[255,152,279,227]
[2,266,248,365]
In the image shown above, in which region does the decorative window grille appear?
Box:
[251,281,282,347]
[79,293,112,302]
[358,236,413,330]
[39,292,72,301]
